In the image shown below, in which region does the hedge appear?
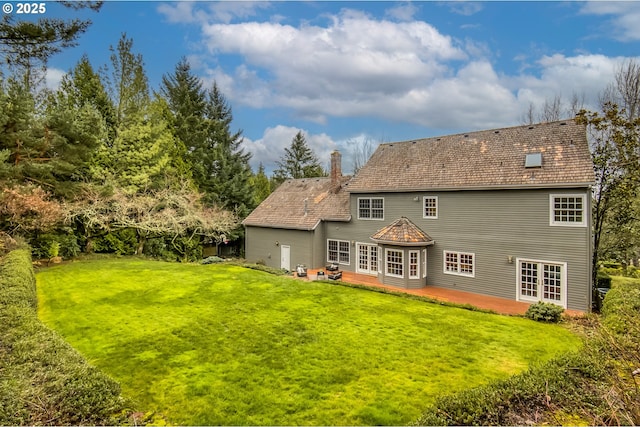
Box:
[415,277,640,426]
[0,249,129,425]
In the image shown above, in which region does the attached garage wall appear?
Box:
[244,226,317,271]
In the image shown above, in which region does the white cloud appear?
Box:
[580,2,640,41]
[197,9,466,122]
[385,2,419,22]
[175,5,638,139]
[509,54,621,112]
[44,68,66,90]
[158,1,271,24]
[243,125,337,174]
[445,1,483,17]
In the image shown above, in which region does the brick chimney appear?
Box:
[330,150,342,193]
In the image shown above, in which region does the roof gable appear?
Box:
[346,120,595,193]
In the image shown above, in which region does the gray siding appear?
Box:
[324,188,591,311]
[245,226,318,271]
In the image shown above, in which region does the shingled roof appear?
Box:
[242,176,351,230]
[346,120,595,193]
[370,217,435,246]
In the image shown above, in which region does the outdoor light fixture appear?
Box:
[275,241,280,246]
[508,256,514,264]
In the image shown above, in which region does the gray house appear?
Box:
[244,120,595,311]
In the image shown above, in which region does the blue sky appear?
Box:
[19,1,640,174]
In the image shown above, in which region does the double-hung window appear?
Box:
[409,250,420,279]
[423,196,438,219]
[550,194,586,227]
[386,249,403,278]
[443,250,475,277]
[327,239,350,264]
[358,197,384,220]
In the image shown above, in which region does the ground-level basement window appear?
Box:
[327,239,350,264]
[443,250,475,277]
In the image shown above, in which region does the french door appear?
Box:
[518,259,566,307]
[357,243,378,275]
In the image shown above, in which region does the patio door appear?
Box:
[517,259,567,308]
[357,243,378,275]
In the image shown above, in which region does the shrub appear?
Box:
[201,256,224,264]
[525,302,564,323]
[415,351,609,426]
[0,248,130,425]
[31,231,81,260]
[94,229,137,255]
[416,276,640,426]
[596,271,612,288]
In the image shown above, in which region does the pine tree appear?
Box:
[160,61,254,216]
[250,163,272,205]
[203,83,254,217]
[108,33,149,127]
[0,77,103,197]
[93,99,172,193]
[0,2,103,89]
[58,54,116,138]
[273,131,325,182]
[159,58,208,184]
[90,35,172,193]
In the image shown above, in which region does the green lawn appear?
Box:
[36,258,581,425]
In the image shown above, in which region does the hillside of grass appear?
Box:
[36,258,580,425]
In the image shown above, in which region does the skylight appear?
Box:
[525,153,542,168]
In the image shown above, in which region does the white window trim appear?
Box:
[422,196,438,219]
[357,197,385,220]
[422,248,427,278]
[327,239,350,265]
[356,243,378,275]
[515,258,567,309]
[385,248,404,278]
[549,194,587,227]
[443,250,475,278]
[409,250,420,279]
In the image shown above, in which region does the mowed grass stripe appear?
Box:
[36,258,580,425]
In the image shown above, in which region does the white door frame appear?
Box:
[516,258,567,308]
[280,245,291,271]
[356,243,378,275]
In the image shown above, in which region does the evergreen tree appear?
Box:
[108,33,149,127]
[92,98,172,193]
[158,58,208,184]
[0,2,103,89]
[203,83,254,217]
[90,35,173,193]
[58,54,116,138]
[160,61,254,217]
[250,163,272,205]
[0,77,103,197]
[273,131,325,183]
[159,58,207,155]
